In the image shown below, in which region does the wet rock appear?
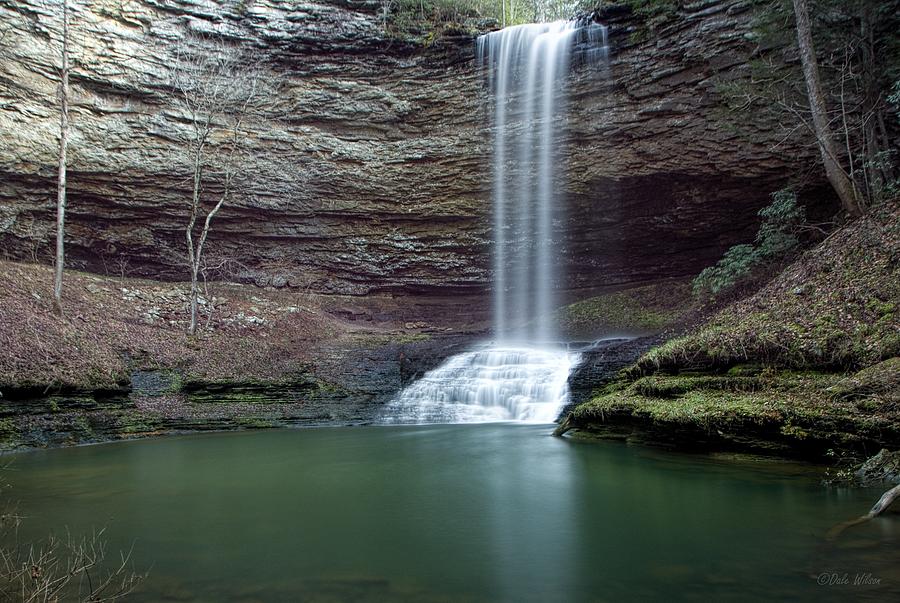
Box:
[0,330,481,449]
[566,335,664,408]
[856,449,900,486]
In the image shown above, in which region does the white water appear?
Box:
[385,20,608,424]
[384,347,578,424]
[478,20,608,342]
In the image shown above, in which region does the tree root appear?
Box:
[827,483,900,540]
[553,413,575,437]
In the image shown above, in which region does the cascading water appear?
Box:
[385,19,609,424]
[385,346,579,424]
[479,19,607,343]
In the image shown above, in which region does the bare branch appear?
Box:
[168,33,279,335]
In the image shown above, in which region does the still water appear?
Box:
[5,424,899,602]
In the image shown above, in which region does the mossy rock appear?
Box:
[856,448,900,486]
[727,364,764,377]
[557,280,694,338]
[570,361,900,458]
[632,206,900,374]
[235,417,280,429]
[827,357,900,402]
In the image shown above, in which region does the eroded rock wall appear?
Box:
[0,0,829,307]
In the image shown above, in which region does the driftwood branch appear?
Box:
[827,483,900,540]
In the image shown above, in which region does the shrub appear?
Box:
[692,189,805,296]
[692,244,758,296]
[755,189,805,257]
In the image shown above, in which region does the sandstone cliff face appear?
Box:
[0,0,828,305]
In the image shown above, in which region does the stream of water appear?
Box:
[477,20,607,343]
[384,346,577,423]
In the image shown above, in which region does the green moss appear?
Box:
[314,379,346,395]
[780,423,809,439]
[235,417,279,429]
[827,357,900,401]
[633,375,765,398]
[0,418,20,449]
[571,362,897,456]
[119,421,155,435]
[558,281,693,338]
[117,411,162,435]
[726,364,764,377]
[181,372,325,404]
[0,418,17,437]
[576,387,782,428]
[634,260,898,373]
[634,375,696,397]
[623,0,678,17]
[162,370,183,394]
[189,391,274,404]
[69,415,94,439]
[867,298,896,317]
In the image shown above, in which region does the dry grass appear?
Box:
[0,260,346,390]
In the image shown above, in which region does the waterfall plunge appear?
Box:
[479,20,607,343]
[385,20,608,424]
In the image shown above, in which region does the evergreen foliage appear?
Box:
[693,190,806,296]
[381,0,583,35]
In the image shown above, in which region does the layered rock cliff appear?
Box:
[0,0,830,306]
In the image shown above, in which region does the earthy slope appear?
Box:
[0,260,482,449]
[564,203,900,459]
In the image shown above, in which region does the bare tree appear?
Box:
[169,36,272,335]
[792,0,865,217]
[53,0,71,312]
[717,1,897,212]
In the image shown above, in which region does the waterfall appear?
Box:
[478,20,608,343]
[384,20,608,424]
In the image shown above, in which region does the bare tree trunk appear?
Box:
[189,259,200,335]
[53,0,69,313]
[186,145,203,336]
[172,39,271,334]
[792,0,865,218]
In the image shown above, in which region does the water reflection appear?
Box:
[3,426,899,601]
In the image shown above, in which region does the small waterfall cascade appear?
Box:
[385,346,578,424]
[384,20,608,424]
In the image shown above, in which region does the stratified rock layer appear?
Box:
[1,0,829,305]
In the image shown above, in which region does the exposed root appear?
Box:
[827,483,900,540]
[553,413,575,437]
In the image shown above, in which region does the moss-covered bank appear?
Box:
[556,279,694,338]
[563,204,900,460]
